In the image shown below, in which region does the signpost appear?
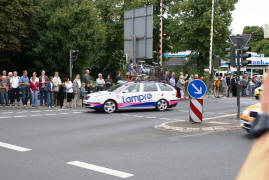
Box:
[229,34,251,119]
[187,80,207,123]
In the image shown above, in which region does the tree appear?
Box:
[242,26,269,57]
[0,0,35,64]
[168,0,237,73]
[19,0,106,77]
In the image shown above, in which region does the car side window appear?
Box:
[158,83,173,91]
[144,83,158,92]
[125,84,140,93]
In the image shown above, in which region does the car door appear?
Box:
[141,83,159,108]
[119,83,141,109]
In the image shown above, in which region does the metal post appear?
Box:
[208,0,215,79]
[133,34,136,65]
[236,35,241,120]
[159,0,163,66]
[69,50,72,81]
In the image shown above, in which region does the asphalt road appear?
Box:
[0,97,258,180]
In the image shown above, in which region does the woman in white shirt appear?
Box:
[64,78,73,108]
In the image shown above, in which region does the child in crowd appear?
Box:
[81,83,86,107]
[87,80,94,94]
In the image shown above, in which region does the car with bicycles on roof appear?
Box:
[83,81,178,113]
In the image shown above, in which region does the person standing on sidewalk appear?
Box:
[105,75,112,90]
[177,75,188,99]
[7,72,13,104]
[58,82,65,109]
[241,76,248,97]
[83,69,91,84]
[39,70,49,106]
[47,77,54,108]
[169,72,176,88]
[0,76,9,106]
[115,71,121,84]
[73,74,81,108]
[96,73,105,91]
[19,70,30,107]
[29,75,39,107]
[226,74,231,97]
[10,71,20,107]
[65,78,73,108]
[53,72,61,107]
[222,74,228,97]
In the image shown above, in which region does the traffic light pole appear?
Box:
[69,50,72,81]
[236,35,241,120]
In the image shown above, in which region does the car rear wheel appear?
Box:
[103,100,117,113]
[156,99,168,111]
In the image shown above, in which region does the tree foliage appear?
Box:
[0,0,35,63]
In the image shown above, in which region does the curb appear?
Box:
[155,120,241,133]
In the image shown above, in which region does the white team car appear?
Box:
[83,81,178,113]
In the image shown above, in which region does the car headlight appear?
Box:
[242,110,250,117]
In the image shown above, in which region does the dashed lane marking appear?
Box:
[14,115,27,118]
[160,118,170,120]
[1,112,12,114]
[67,161,134,179]
[146,116,157,119]
[16,111,27,114]
[46,114,57,116]
[0,141,32,152]
[31,114,42,117]
[0,116,11,119]
[30,110,42,113]
[72,112,83,114]
[133,115,143,118]
[59,113,70,115]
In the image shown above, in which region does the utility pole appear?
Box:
[208,0,215,96]
[158,0,163,67]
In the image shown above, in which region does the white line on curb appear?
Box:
[67,161,134,179]
[203,113,236,120]
[0,141,32,152]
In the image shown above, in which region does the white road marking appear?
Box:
[31,114,41,117]
[44,110,53,112]
[14,115,27,118]
[59,113,70,115]
[203,113,236,120]
[67,161,134,179]
[122,114,131,116]
[160,118,170,120]
[133,115,143,118]
[46,114,57,116]
[0,116,11,119]
[173,119,185,121]
[204,112,215,114]
[72,112,83,114]
[16,111,27,114]
[146,116,157,119]
[2,112,12,114]
[0,141,31,152]
[217,112,227,115]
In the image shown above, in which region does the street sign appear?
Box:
[187,80,207,99]
[229,34,251,49]
[124,6,153,63]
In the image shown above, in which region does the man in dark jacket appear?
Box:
[39,70,49,106]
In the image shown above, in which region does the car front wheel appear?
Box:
[103,100,117,113]
[156,99,168,111]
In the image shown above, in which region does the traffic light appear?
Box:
[71,50,79,63]
[241,47,251,66]
[225,46,236,67]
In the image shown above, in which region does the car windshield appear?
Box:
[107,84,124,92]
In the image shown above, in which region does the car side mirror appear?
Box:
[122,90,128,93]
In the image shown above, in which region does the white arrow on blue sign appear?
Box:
[187,80,207,99]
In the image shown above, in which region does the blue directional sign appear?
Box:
[187,80,207,99]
